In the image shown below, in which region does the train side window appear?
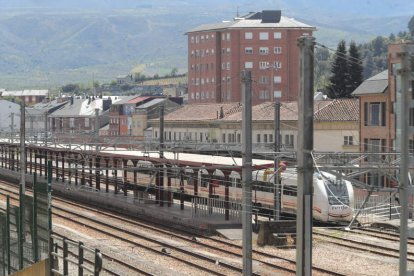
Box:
[283,185,297,196]
[200,175,209,187]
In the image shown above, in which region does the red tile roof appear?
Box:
[314,99,359,122]
[164,103,242,121]
[127,96,151,104]
[163,99,359,122]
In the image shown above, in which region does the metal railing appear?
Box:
[49,235,102,276]
[191,196,241,221]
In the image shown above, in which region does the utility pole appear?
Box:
[398,43,413,276]
[241,70,253,275]
[296,36,315,276]
[274,101,281,220]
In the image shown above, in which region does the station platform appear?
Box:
[371,218,414,237]
[0,168,241,235]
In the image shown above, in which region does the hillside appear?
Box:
[0,1,412,89]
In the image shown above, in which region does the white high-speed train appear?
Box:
[120,151,354,223]
[184,168,354,223]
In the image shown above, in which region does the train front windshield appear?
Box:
[324,177,350,206]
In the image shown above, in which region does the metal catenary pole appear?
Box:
[44,111,48,146]
[19,101,26,270]
[296,36,315,276]
[6,195,11,275]
[10,112,14,143]
[159,105,165,159]
[32,173,38,262]
[398,43,412,276]
[241,70,253,275]
[274,101,281,220]
[159,105,165,206]
[20,101,26,195]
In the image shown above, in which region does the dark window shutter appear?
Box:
[364,102,368,126]
[381,102,386,126]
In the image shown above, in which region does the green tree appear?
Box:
[61,83,80,93]
[170,67,178,77]
[327,40,350,99]
[348,41,363,93]
[408,15,414,37]
[314,47,331,92]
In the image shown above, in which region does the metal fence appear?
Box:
[50,235,102,276]
[191,196,241,221]
[0,177,50,275]
[354,191,404,224]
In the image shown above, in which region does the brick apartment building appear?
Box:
[186,10,315,105]
[353,42,414,187]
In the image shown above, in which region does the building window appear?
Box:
[364,102,386,126]
[410,108,414,126]
[285,134,294,147]
[85,118,90,128]
[221,63,225,70]
[245,32,253,39]
[259,61,269,69]
[264,134,268,143]
[259,32,269,40]
[226,33,230,40]
[269,134,273,143]
[410,139,414,153]
[259,90,269,99]
[274,47,282,54]
[259,76,268,84]
[274,61,282,69]
[69,118,74,128]
[237,133,241,143]
[274,76,282,83]
[344,136,353,145]
[245,47,253,54]
[245,62,253,69]
[257,134,261,143]
[259,47,269,55]
[222,33,225,40]
[274,90,282,99]
[411,81,414,99]
[274,32,282,39]
[226,62,230,70]
[226,48,230,54]
[222,133,226,143]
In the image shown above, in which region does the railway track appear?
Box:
[0,204,150,276]
[313,228,414,262]
[0,183,280,275]
[0,180,345,275]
